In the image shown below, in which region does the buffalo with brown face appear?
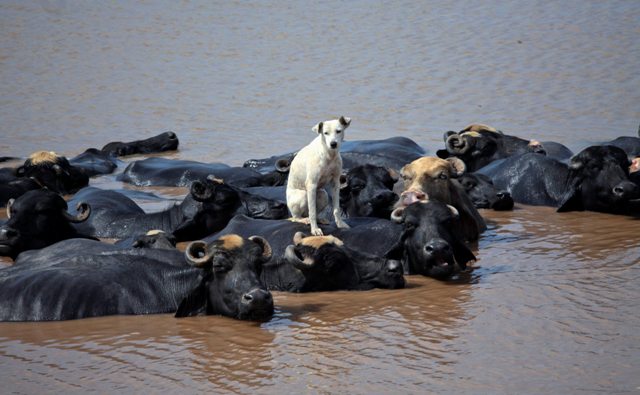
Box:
[0,189,93,260]
[399,156,486,241]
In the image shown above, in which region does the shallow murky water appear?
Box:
[1,1,639,394]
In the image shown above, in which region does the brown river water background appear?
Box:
[1,1,639,394]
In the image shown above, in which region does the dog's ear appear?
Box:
[312,122,324,134]
[339,116,351,126]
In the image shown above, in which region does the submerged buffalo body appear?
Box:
[70,179,288,241]
[0,234,273,321]
[209,215,405,291]
[101,131,179,157]
[244,136,427,174]
[436,124,573,172]
[478,145,640,213]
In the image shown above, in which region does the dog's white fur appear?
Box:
[287,116,351,235]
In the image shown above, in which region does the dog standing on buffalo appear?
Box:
[286,116,351,236]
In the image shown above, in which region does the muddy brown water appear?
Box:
[1,1,639,394]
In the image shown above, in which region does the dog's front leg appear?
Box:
[307,182,323,236]
[331,174,349,229]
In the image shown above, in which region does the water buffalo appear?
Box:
[0,189,94,259]
[399,156,487,241]
[340,164,399,218]
[436,123,573,172]
[478,145,640,214]
[118,157,287,188]
[101,131,179,156]
[209,215,405,291]
[69,178,288,241]
[384,201,477,279]
[602,136,640,157]
[243,136,427,174]
[69,148,120,176]
[0,177,41,207]
[455,173,514,211]
[0,234,274,321]
[15,151,89,195]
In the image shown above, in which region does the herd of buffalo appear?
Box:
[0,124,638,322]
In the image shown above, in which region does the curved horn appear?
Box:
[275,158,291,173]
[63,202,91,223]
[284,244,313,271]
[339,174,348,189]
[446,204,460,218]
[390,207,405,223]
[6,198,14,219]
[206,174,224,184]
[249,236,272,261]
[190,180,214,201]
[445,134,470,154]
[184,240,213,268]
[293,231,305,245]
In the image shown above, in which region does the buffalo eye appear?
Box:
[351,183,364,192]
[438,173,448,180]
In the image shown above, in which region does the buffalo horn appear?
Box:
[64,202,91,223]
[249,236,272,260]
[185,240,213,267]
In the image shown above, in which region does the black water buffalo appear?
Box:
[117,157,287,188]
[436,123,573,172]
[244,136,427,174]
[602,136,640,157]
[0,234,274,321]
[0,189,94,259]
[0,177,41,207]
[209,215,405,291]
[69,178,288,241]
[455,173,514,211]
[478,145,640,214]
[101,131,179,156]
[384,201,476,279]
[340,164,399,218]
[69,148,120,176]
[399,156,486,241]
[14,151,89,195]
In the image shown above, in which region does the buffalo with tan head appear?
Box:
[399,156,486,242]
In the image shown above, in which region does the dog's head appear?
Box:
[313,116,351,151]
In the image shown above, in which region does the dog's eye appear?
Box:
[324,132,329,135]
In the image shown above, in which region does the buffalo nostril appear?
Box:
[242,293,253,302]
[425,245,434,253]
[1,228,17,239]
[613,186,625,195]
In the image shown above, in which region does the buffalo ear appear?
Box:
[453,241,476,271]
[190,180,213,201]
[446,157,466,177]
[557,186,584,212]
[175,273,211,318]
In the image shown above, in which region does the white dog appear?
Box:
[287,116,351,236]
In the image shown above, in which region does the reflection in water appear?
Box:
[1,0,640,393]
